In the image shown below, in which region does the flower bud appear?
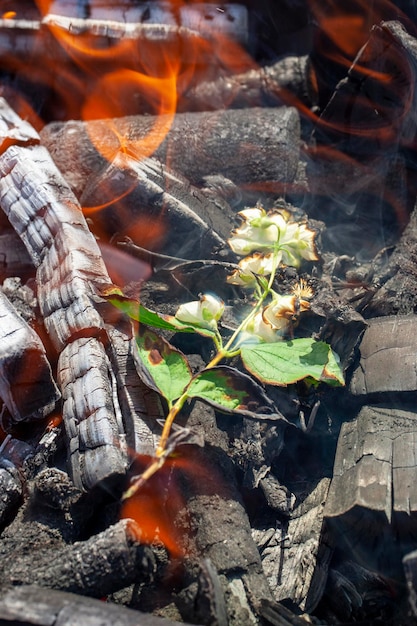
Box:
[175,294,224,330]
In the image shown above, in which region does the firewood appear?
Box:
[7,518,155,597]
[0,584,190,626]
[80,152,232,259]
[178,55,314,112]
[0,96,163,490]
[254,478,333,614]
[350,315,417,396]
[40,107,302,197]
[0,288,60,424]
[324,404,417,574]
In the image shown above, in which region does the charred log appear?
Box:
[40,107,302,197]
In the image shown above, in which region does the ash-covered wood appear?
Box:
[0,96,164,490]
[40,107,301,196]
[350,316,417,396]
[0,288,60,424]
[0,584,191,626]
[325,404,417,572]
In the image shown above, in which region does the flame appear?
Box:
[122,447,229,560]
[121,451,197,559]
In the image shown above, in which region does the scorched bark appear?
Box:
[0,96,163,491]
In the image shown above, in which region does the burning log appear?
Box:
[0,288,60,424]
[178,55,314,112]
[0,96,163,490]
[40,106,302,197]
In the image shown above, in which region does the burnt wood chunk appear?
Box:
[255,478,332,614]
[0,584,191,626]
[0,96,163,490]
[365,198,417,316]
[325,405,417,521]
[40,107,301,197]
[0,289,60,423]
[57,337,128,491]
[350,315,417,396]
[81,153,231,259]
[324,405,417,581]
[403,550,417,617]
[179,55,314,112]
[7,519,154,597]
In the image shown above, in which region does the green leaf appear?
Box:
[241,338,345,386]
[135,328,192,403]
[106,294,217,339]
[187,366,284,420]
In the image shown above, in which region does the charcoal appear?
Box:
[0,230,34,280]
[0,288,60,424]
[57,337,128,491]
[404,550,417,617]
[80,153,232,259]
[0,96,163,490]
[350,316,417,396]
[0,584,191,626]
[7,518,155,596]
[364,197,417,316]
[40,107,302,197]
[325,405,417,577]
[254,478,333,614]
[179,55,315,112]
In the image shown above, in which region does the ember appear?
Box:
[2,1,417,625]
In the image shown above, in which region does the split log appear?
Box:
[40,107,302,197]
[0,288,60,424]
[0,96,163,490]
[0,585,191,626]
[324,405,417,576]
[80,153,233,259]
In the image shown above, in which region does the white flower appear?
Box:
[228,207,288,256]
[227,252,279,287]
[280,222,319,268]
[228,205,318,269]
[175,294,224,330]
[263,290,311,333]
[240,310,282,344]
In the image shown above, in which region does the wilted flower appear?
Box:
[240,310,282,344]
[227,252,277,286]
[228,205,318,269]
[263,285,312,334]
[175,294,224,331]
